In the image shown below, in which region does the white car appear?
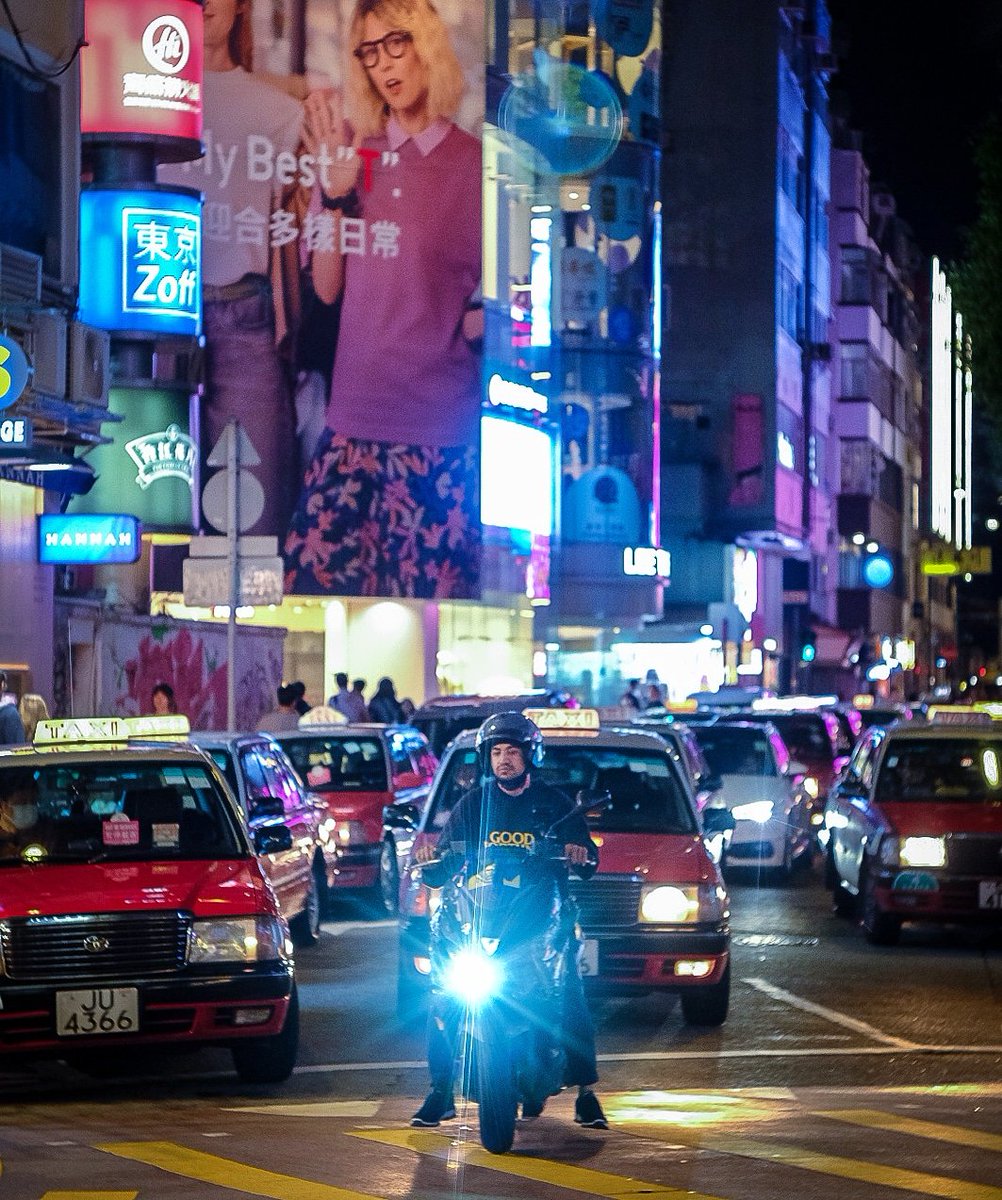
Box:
[692,720,814,880]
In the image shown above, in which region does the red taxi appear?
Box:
[396,709,732,1025]
[276,724,436,910]
[824,713,1002,944]
[0,716,298,1082]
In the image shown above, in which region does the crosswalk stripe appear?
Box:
[816,1109,1002,1153]
[95,1142,384,1200]
[41,1193,138,1200]
[645,1130,1002,1200]
[350,1127,727,1200]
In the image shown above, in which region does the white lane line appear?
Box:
[320,921,391,937]
[743,977,923,1049]
[288,1043,1002,1074]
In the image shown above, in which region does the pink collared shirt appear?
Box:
[326,118,482,449]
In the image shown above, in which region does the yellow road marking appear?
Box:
[95,1142,384,1200]
[644,1130,1002,1200]
[817,1109,1002,1153]
[41,1194,138,1200]
[350,1127,727,1200]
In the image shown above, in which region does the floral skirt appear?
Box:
[283,431,481,599]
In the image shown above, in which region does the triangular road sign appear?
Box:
[206,422,261,468]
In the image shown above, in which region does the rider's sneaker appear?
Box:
[410,1089,457,1127]
[574,1090,609,1129]
[519,1096,546,1120]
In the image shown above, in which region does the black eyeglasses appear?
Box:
[353,30,412,69]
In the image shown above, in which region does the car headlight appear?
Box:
[731,800,775,823]
[803,776,820,798]
[443,946,503,1006]
[189,916,291,964]
[899,836,947,868]
[639,884,726,923]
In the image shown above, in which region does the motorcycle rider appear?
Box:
[411,711,609,1130]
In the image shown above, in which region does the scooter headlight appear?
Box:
[443,946,503,1007]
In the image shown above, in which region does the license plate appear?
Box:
[579,939,599,977]
[55,988,139,1037]
[978,881,1002,910]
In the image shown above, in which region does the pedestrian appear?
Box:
[368,676,404,724]
[256,683,302,732]
[0,672,26,745]
[290,681,312,717]
[150,682,178,716]
[400,696,416,721]
[620,679,643,710]
[350,678,371,722]
[17,693,50,742]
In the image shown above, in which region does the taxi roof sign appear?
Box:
[523,708,600,731]
[925,705,997,726]
[34,715,191,746]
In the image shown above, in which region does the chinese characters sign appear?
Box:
[81,0,203,150]
[78,187,202,337]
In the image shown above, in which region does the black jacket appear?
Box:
[424,775,599,887]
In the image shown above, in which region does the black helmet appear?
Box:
[475,711,544,770]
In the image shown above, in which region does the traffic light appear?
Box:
[799,630,817,663]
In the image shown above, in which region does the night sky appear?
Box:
[825,0,1002,263]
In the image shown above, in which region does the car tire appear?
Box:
[396,934,428,1021]
[772,837,794,884]
[680,961,730,1026]
[232,984,300,1084]
[860,865,901,946]
[380,838,401,916]
[828,848,856,917]
[289,865,321,947]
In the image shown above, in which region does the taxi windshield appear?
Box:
[429,746,698,836]
[693,727,777,777]
[280,736,388,792]
[876,738,1002,804]
[0,760,243,864]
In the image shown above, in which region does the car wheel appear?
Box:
[290,865,321,947]
[396,933,428,1021]
[380,839,401,916]
[232,984,300,1084]
[860,865,901,946]
[828,848,856,916]
[772,836,794,884]
[680,961,730,1026]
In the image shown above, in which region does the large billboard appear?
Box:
[159,0,484,599]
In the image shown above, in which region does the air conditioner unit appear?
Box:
[67,321,110,407]
[29,311,67,398]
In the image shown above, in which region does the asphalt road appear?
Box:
[1,865,1000,1200]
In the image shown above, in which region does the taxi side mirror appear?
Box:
[702,807,736,834]
[253,825,293,855]
[383,801,420,830]
[576,787,612,815]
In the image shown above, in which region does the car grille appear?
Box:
[946,834,1002,875]
[0,912,191,982]
[568,874,642,929]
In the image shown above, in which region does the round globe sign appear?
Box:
[0,333,30,411]
[498,51,624,176]
[862,552,894,589]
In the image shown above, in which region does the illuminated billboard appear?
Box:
[78,187,202,337]
[70,387,196,532]
[930,258,952,542]
[481,416,554,536]
[81,0,203,155]
[158,0,485,599]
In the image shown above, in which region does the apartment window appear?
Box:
[777,263,802,340]
[840,246,870,304]
[840,342,868,399]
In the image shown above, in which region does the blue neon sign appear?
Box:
[38,514,141,565]
[78,186,202,336]
[862,553,894,589]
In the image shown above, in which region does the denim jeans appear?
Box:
[203,278,296,539]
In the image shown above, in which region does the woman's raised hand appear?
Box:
[303,88,362,202]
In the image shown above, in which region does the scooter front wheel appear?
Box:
[477,1027,517,1154]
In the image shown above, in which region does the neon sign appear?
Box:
[623,547,671,578]
[38,514,141,565]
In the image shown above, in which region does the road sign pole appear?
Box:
[226,420,239,731]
